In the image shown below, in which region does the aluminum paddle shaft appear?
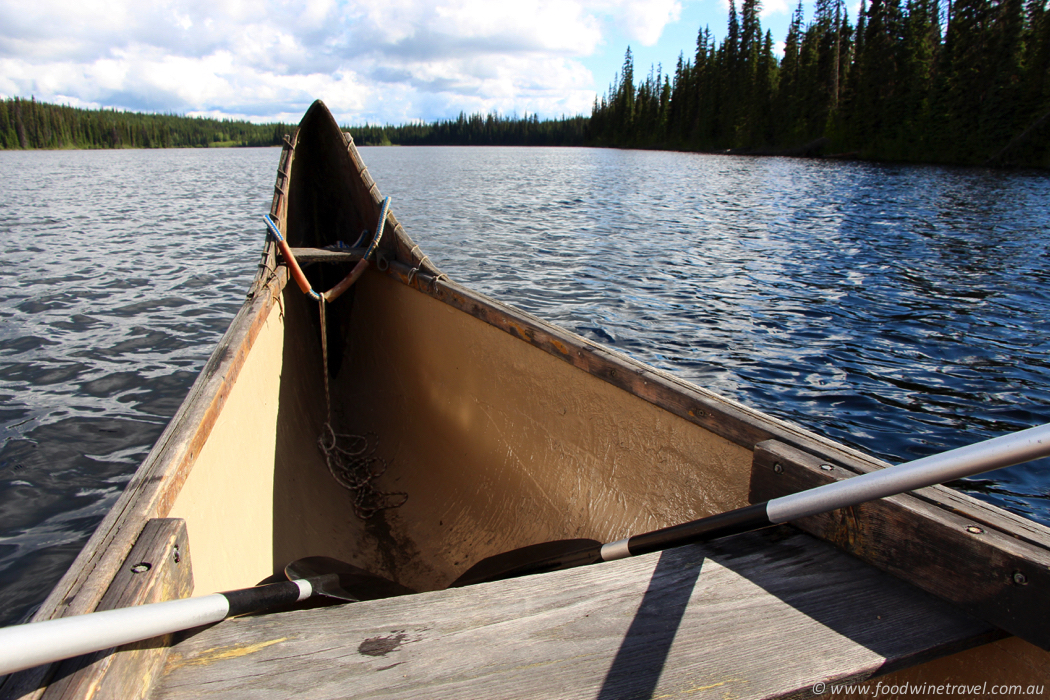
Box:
[602,422,1050,561]
[766,421,1050,523]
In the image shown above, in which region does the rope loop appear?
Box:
[266,199,409,518]
[430,272,450,293]
[407,244,447,290]
[314,269,407,519]
[317,427,408,520]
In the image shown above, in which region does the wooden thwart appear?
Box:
[749,440,1050,650]
[150,530,993,700]
[286,247,366,264]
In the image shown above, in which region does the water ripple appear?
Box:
[1,145,1048,628]
[0,147,273,624]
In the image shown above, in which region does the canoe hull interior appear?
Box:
[170,268,755,595]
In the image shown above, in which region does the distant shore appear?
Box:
[3,97,1046,171]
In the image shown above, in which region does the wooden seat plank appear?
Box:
[287,247,365,263]
[750,440,1050,649]
[150,529,994,700]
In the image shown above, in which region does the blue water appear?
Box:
[1,146,1048,626]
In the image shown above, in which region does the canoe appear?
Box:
[3,100,1049,699]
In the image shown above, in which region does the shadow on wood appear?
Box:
[701,528,1001,674]
[598,550,703,700]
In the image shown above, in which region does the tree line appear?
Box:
[590,0,1050,166]
[0,97,586,151]
[0,97,291,149]
[352,112,588,146]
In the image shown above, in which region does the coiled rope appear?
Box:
[317,295,408,519]
[265,199,407,519]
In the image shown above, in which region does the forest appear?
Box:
[590,0,1050,166]
[351,112,588,146]
[0,98,291,150]
[2,0,1048,168]
[0,98,584,151]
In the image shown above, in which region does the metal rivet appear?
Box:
[773,463,784,474]
[967,526,984,534]
[130,562,152,574]
[1013,571,1028,585]
[820,464,833,471]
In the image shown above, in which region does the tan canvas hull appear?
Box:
[169,267,756,595]
[169,262,1050,695]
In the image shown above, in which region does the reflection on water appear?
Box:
[1,145,1048,626]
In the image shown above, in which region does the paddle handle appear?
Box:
[0,580,312,676]
[603,422,1050,560]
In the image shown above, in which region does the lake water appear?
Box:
[1,146,1048,627]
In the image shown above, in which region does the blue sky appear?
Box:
[0,0,837,126]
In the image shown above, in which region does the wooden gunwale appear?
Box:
[38,519,193,700]
[752,441,1050,649]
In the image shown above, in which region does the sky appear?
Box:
[0,0,838,126]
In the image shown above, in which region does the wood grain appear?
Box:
[150,530,993,700]
[750,440,1050,650]
[39,519,193,700]
[287,247,365,264]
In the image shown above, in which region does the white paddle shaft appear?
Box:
[0,595,229,676]
[0,578,314,676]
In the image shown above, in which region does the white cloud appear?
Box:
[761,0,790,17]
[0,0,689,123]
[613,0,683,45]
